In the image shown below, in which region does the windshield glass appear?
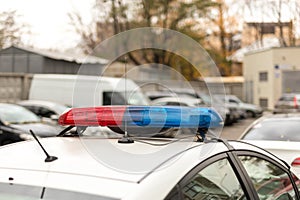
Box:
[103,91,150,106]
[51,104,69,114]
[242,119,300,141]
[0,104,40,124]
[122,91,150,105]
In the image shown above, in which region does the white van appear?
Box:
[28,74,149,107]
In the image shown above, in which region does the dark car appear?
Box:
[274,93,300,114]
[0,103,62,145]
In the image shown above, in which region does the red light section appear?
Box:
[58,106,126,126]
[291,157,300,167]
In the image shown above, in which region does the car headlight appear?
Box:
[19,133,35,141]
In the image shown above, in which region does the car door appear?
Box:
[165,150,300,200]
[165,152,255,199]
[0,182,43,199]
[236,150,300,200]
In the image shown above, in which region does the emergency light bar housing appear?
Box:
[58,106,223,131]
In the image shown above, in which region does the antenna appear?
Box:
[118,55,134,143]
[30,130,58,162]
[124,55,128,137]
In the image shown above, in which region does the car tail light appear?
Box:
[294,96,299,109]
[291,157,300,167]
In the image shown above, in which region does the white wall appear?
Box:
[244,47,300,110]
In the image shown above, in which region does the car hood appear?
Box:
[10,123,61,137]
[240,103,262,111]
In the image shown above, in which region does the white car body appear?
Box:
[0,136,297,199]
[240,114,300,177]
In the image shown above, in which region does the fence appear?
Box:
[0,73,244,103]
[0,73,32,103]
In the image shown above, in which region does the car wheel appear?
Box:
[246,110,255,118]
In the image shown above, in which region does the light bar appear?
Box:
[58,106,223,129]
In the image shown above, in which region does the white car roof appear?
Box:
[151,97,203,106]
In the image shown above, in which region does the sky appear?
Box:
[0,0,299,51]
[0,0,95,50]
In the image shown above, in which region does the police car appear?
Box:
[0,106,299,200]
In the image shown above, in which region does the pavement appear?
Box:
[220,117,258,140]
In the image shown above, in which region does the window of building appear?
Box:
[259,72,268,82]
[259,98,268,108]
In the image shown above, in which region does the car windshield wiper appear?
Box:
[9,121,40,125]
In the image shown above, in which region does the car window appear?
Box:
[103,92,127,105]
[103,91,149,106]
[0,104,40,124]
[167,157,246,200]
[38,107,56,118]
[242,120,300,141]
[239,155,300,200]
[279,96,294,101]
[166,102,188,106]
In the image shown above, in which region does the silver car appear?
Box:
[274,93,300,114]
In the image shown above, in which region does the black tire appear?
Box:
[246,110,255,118]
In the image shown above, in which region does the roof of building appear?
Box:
[228,37,280,63]
[199,76,244,83]
[2,45,109,65]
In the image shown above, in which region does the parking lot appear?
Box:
[221,117,258,140]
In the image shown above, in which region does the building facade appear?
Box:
[0,46,108,75]
[244,47,300,110]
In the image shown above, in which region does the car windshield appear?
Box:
[0,104,40,124]
[51,103,69,114]
[279,95,295,101]
[121,91,150,105]
[242,119,300,141]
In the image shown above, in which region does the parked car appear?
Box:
[147,90,237,125]
[17,100,115,136]
[145,90,197,101]
[215,94,263,118]
[17,100,70,124]
[239,113,300,177]
[150,96,205,107]
[213,94,244,121]
[0,103,62,146]
[197,93,240,125]
[0,105,299,199]
[273,93,300,114]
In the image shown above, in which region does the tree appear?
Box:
[243,0,300,47]
[203,0,240,75]
[68,0,218,80]
[0,11,24,49]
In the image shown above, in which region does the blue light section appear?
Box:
[124,106,223,129]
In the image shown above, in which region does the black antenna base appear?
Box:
[30,130,58,163]
[45,156,58,162]
[118,136,134,144]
